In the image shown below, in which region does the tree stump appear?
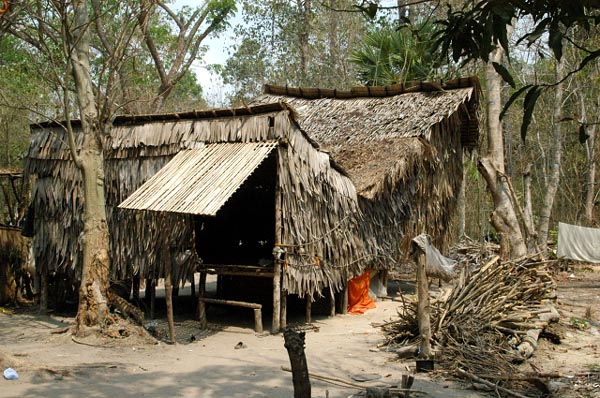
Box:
[284,330,311,398]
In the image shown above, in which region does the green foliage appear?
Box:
[220,0,368,103]
[570,316,589,330]
[350,21,450,85]
[163,71,207,112]
[356,1,600,141]
[206,0,237,31]
[0,35,53,168]
[219,38,269,103]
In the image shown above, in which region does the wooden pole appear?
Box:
[284,330,311,398]
[281,289,287,330]
[198,271,207,327]
[254,309,263,334]
[416,249,432,359]
[273,262,281,333]
[144,277,152,303]
[149,278,156,320]
[341,283,348,315]
[305,295,312,324]
[190,272,196,299]
[272,157,282,333]
[164,247,176,344]
[329,286,336,317]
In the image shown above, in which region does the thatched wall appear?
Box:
[25,110,291,282]
[0,226,28,270]
[0,226,29,304]
[25,107,365,297]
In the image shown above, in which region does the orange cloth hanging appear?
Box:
[347,270,376,314]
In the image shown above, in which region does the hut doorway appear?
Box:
[194,150,280,333]
[194,150,276,268]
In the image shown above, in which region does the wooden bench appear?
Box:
[198,297,263,333]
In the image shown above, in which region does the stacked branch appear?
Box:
[379,248,559,395]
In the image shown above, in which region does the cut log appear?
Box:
[107,289,144,325]
[284,330,311,398]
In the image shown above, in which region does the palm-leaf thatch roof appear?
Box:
[252,76,480,257]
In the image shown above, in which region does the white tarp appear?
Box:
[557,222,600,263]
[412,234,457,281]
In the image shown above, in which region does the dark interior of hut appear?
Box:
[194,151,277,304]
[194,151,277,267]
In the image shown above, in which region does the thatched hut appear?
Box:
[24,77,479,330]
[1,168,31,304]
[252,77,479,261]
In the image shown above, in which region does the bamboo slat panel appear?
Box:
[119,142,278,215]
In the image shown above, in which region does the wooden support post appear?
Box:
[39,268,47,312]
[254,308,263,333]
[272,261,281,333]
[165,249,176,344]
[281,289,287,330]
[198,271,207,328]
[341,283,348,315]
[284,330,311,398]
[144,277,152,302]
[273,162,283,334]
[132,275,140,302]
[190,272,196,299]
[150,278,156,320]
[416,250,432,359]
[329,286,336,317]
[305,295,312,324]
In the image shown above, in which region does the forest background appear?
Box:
[1,0,598,253]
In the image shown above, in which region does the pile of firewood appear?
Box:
[379,249,560,396]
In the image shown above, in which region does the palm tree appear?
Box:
[350,22,449,86]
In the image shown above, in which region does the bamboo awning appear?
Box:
[118,141,278,216]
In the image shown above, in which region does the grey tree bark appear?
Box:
[66,0,112,333]
[138,0,234,112]
[575,80,597,226]
[479,47,527,259]
[536,56,565,253]
[457,153,466,238]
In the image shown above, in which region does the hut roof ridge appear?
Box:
[263,76,480,99]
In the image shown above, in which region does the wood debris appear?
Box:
[379,242,560,396]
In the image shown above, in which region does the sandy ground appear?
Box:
[0,267,599,398]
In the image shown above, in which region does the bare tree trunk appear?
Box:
[457,153,466,237]
[523,164,536,242]
[536,57,565,253]
[296,0,311,85]
[2,116,9,166]
[576,81,597,226]
[68,0,112,334]
[479,48,527,259]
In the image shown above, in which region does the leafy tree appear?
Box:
[350,21,451,85]
[220,0,368,104]
[0,0,233,334]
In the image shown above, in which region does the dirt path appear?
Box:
[1,266,599,398]
[0,297,491,398]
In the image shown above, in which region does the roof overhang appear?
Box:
[118,141,278,216]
